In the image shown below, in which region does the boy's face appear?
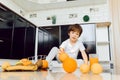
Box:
[68,31,80,42]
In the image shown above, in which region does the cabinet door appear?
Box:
[41,26,60,56]
[42,26,59,48]
[38,29,44,55]
[0,28,13,59]
[43,32,49,55]
[24,24,36,58]
[0,5,14,59]
[11,16,27,59]
[11,27,26,59]
[61,25,69,43]
[0,4,36,59]
[96,27,110,61]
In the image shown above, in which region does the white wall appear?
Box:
[25,4,110,26]
[0,0,27,18]
[0,0,110,27]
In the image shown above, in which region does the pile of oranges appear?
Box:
[80,63,103,74]
[59,52,103,74]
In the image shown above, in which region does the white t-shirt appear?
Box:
[60,39,85,59]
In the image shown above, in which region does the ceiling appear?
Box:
[11,0,107,12]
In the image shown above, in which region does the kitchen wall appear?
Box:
[25,4,110,26]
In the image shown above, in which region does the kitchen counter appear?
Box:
[0,67,118,80]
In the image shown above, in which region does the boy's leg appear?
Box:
[46,47,59,64]
[56,53,61,63]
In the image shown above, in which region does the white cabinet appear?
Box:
[96,26,110,61]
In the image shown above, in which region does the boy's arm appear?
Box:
[80,50,88,64]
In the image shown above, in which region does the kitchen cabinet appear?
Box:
[42,26,60,47]
[11,16,27,59]
[95,22,111,70]
[61,25,69,43]
[0,28,13,59]
[24,24,36,58]
[96,24,111,61]
[0,4,14,59]
[43,32,49,54]
[0,4,36,59]
[37,26,60,60]
[37,28,44,55]
[11,17,36,59]
[37,28,54,56]
[11,16,36,59]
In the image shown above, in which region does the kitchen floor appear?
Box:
[0,59,117,80]
[0,67,118,80]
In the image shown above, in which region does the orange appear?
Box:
[62,57,77,73]
[42,60,48,69]
[80,64,90,74]
[59,52,69,62]
[91,63,103,74]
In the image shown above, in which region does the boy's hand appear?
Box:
[59,48,64,54]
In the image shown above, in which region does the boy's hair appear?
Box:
[68,24,83,36]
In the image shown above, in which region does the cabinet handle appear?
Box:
[0,40,4,42]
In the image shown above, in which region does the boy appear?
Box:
[46,24,88,64]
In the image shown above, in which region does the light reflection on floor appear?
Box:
[0,67,116,80]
